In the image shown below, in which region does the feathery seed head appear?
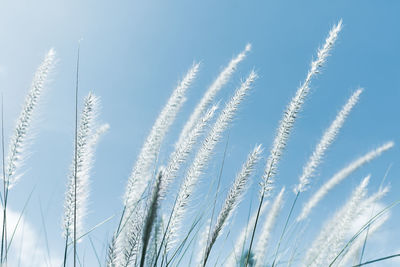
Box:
[159,104,218,201]
[166,71,257,253]
[305,175,369,266]
[123,62,200,211]
[297,141,394,222]
[176,44,252,147]
[5,49,55,188]
[63,93,107,239]
[201,144,263,265]
[295,88,363,194]
[254,187,285,266]
[245,43,252,52]
[260,21,342,198]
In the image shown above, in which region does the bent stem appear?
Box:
[244,192,265,267]
[1,94,7,265]
[271,191,299,267]
[73,44,80,267]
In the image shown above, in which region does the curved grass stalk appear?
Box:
[297,141,394,222]
[165,71,257,255]
[254,188,285,266]
[176,44,251,147]
[201,145,263,266]
[123,62,200,211]
[305,176,370,266]
[247,20,343,267]
[295,88,363,194]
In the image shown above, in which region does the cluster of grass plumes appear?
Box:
[1,19,399,267]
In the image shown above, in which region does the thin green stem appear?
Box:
[63,232,69,267]
[202,135,229,267]
[244,192,264,267]
[353,254,400,267]
[73,43,81,267]
[1,94,8,266]
[271,191,299,267]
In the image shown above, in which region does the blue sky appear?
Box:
[0,1,399,266]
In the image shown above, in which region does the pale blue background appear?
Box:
[0,1,399,266]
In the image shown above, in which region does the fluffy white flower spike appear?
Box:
[6,49,55,188]
[295,88,363,194]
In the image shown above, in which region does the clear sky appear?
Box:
[0,1,399,266]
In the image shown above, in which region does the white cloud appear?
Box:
[0,208,62,267]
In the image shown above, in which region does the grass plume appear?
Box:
[305,176,370,266]
[297,141,394,222]
[123,62,200,211]
[201,144,263,266]
[295,88,363,194]
[246,20,343,266]
[176,44,251,147]
[254,188,285,266]
[63,93,108,266]
[165,71,257,254]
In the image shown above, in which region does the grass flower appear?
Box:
[295,88,363,194]
[254,188,285,266]
[201,144,263,265]
[5,49,55,188]
[63,93,108,239]
[176,44,251,147]
[297,141,394,222]
[165,71,257,254]
[305,176,370,266]
[123,62,200,211]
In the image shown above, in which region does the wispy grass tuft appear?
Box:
[5,49,56,188]
[246,20,343,266]
[295,88,363,194]
[201,144,263,266]
[297,141,394,222]
[165,70,257,254]
[123,62,200,212]
[63,93,108,266]
[305,176,370,266]
[160,105,218,202]
[254,187,285,266]
[176,44,251,148]
[139,168,163,267]
[1,49,55,264]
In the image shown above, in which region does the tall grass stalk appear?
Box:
[114,62,200,265]
[246,20,343,267]
[160,105,218,201]
[270,88,362,265]
[1,95,5,265]
[1,49,55,265]
[295,88,363,194]
[201,145,263,266]
[72,45,80,267]
[254,188,285,266]
[140,169,163,267]
[340,205,389,266]
[123,62,200,212]
[63,93,108,266]
[176,44,251,148]
[297,141,394,222]
[165,71,257,255]
[5,49,55,188]
[225,201,269,266]
[134,105,217,266]
[305,176,370,266]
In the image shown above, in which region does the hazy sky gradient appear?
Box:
[0,1,399,266]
